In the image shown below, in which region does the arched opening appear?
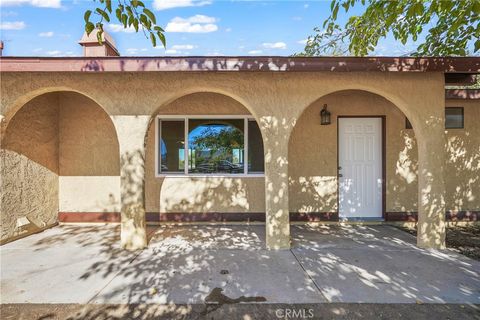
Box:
[144,92,266,222]
[288,90,418,222]
[1,91,120,243]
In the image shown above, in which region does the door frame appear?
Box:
[336,115,386,219]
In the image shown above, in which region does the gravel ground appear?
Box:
[397,224,480,261]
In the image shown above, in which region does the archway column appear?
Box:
[260,115,293,250]
[416,114,446,249]
[111,115,150,250]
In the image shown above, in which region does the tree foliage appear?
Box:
[300,0,480,56]
[84,0,165,48]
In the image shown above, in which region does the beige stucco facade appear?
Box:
[2,68,478,249]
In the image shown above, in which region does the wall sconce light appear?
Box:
[320,104,331,125]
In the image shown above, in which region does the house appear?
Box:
[1,31,479,250]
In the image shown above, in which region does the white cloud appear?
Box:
[126,48,148,55]
[165,49,179,54]
[165,15,218,33]
[0,0,61,8]
[38,31,54,37]
[304,4,309,8]
[206,51,223,56]
[298,39,308,45]
[262,42,287,49]
[33,48,42,52]
[46,50,61,56]
[225,28,232,32]
[0,21,25,30]
[106,23,136,33]
[248,50,263,55]
[171,44,196,50]
[153,0,211,11]
[292,16,302,21]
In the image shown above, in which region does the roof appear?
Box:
[0,56,479,73]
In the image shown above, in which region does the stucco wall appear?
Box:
[1,94,59,241]
[289,90,417,213]
[445,99,480,212]
[289,91,480,214]
[145,92,265,213]
[58,92,120,213]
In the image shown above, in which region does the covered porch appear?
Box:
[2,57,478,250]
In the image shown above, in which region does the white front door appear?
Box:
[338,117,383,218]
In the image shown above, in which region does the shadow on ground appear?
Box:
[1,224,479,319]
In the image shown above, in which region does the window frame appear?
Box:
[155,115,265,178]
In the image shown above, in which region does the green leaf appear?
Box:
[122,14,128,28]
[154,25,164,32]
[96,8,110,22]
[140,14,148,28]
[106,0,112,13]
[116,8,122,21]
[143,8,156,24]
[85,22,95,35]
[133,19,139,32]
[84,10,92,23]
[157,31,166,48]
[97,30,103,44]
[150,32,156,47]
[474,39,480,53]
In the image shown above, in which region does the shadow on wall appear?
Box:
[78,56,466,73]
[143,92,266,216]
[1,91,121,243]
[1,94,59,242]
[289,176,338,213]
[390,129,418,212]
[158,177,254,214]
[445,130,480,213]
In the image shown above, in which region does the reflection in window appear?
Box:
[157,117,264,175]
[248,120,264,173]
[188,119,244,174]
[159,119,185,173]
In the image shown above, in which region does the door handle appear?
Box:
[338,174,343,178]
[338,166,342,170]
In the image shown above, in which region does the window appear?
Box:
[445,107,464,129]
[156,116,264,175]
[405,107,464,129]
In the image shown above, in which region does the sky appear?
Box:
[0,0,423,57]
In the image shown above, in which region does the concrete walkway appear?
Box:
[1,224,479,306]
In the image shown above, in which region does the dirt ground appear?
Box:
[397,224,480,261]
[1,303,479,320]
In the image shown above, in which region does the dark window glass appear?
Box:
[159,119,185,173]
[248,120,264,173]
[188,119,244,174]
[445,107,464,129]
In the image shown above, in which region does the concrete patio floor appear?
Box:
[1,224,479,309]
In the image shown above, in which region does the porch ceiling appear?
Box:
[1,56,479,73]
